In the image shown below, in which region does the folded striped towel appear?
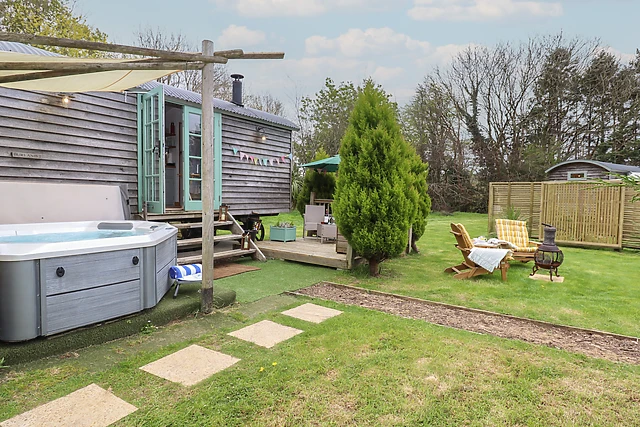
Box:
[169,264,202,280]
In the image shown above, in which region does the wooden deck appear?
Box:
[257,238,351,269]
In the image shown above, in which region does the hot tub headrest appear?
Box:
[97,222,134,231]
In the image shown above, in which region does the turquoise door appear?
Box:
[182,108,223,212]
[140,86,165,214]
[183,106,202,211]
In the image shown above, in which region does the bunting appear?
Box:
[229,146,293,168]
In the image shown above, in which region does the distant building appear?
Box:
[545,160,640,181]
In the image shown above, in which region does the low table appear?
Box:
[317,223,337,243]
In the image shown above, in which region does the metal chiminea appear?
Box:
[231,74,244,107]
[531,223,564,281]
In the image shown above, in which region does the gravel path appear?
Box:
[297,282,640,365]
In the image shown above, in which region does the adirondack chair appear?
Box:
[494,219,540,262]
[303,204,325,237]
[444,223,509,281]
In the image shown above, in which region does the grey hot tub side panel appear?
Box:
[46,279,141,335]
[0,261,40,342]
[41,248,143,335]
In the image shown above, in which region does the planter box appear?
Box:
[270,226,296,242]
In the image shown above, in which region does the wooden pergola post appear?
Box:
[201,39,215,313]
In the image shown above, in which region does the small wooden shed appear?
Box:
[546,159,640,181]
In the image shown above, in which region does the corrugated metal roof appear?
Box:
[0,41,61,57]
[546,159,640,174]
[136,81,299,130]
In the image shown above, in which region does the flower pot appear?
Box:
[270,226,296,242]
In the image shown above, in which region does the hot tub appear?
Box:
[0,221,178,342]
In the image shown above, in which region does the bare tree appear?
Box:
[244,93,285,116]
[134,26,232,97]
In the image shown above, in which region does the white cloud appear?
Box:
[305,28,431,58]
[217,25,266,47]
[408,0,563,21]
[371,66,405,82]
[213,0,386,17]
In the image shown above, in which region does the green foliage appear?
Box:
[333,81,417,273]
[409,152,431,242]
[275,221,295,228]
[598,174,640,202]
[0,0,108,58]
[505,205,524,221]
[296,78,359,164]
[295,148,336,216]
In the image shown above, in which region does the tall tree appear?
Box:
[245,93,285,116]
[408,152,431,252]
[0,0,108,57]
[295,78,359,164]
[333,81,416,276]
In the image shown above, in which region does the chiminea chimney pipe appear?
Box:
[231,73,244,107]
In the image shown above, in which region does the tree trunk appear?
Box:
[411,236,420,253]
[368,258,380,276]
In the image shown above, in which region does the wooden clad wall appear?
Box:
[220,114,292,216]
[489,181,640,249]
[0,87,139,213]
[547,162,610,181]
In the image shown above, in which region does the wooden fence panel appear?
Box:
[539,182,623,248]
[488,182,542,237]
[623,190,640,249]
[489,181,639,249]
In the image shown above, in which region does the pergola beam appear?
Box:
[0,61,204,71]
[0,69,105,84]
[0,33,229,63]
[236,52,285,59]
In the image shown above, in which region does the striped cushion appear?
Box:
[456,223,474,249]
[169,263,202,279]
[514,246,538,253]
[495,219,533,250]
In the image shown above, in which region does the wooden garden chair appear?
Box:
[444,223,509,281]
[494,219,540,262]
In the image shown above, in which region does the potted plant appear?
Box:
[270,221,297,242]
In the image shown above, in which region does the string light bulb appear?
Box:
[61,95,70,105]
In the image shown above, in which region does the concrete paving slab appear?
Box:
[140,344,240,386]
[228,320,303,348]
[0,383,137,427]
[281,303,343,323]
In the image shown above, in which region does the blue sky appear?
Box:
[78,0,639,115]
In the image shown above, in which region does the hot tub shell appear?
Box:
[0,221,177,342]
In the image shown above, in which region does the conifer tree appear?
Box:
[409,152,431,253]
[333,81,416,276]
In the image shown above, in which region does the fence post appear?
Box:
[488,183,494,234]
[618,187,626,250]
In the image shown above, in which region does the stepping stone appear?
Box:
[228,320,303,348]
[0,383,136,427]
[281,303,343,323]
[140,344,240,386]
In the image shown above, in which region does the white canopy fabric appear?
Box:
[0,50,178,92]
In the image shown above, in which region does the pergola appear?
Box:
[0,32,285,313]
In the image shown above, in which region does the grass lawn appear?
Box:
[327,212,640,338]
[1,296,639,426]
[2,211,639,426]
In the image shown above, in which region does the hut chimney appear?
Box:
[231,74,244,107]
